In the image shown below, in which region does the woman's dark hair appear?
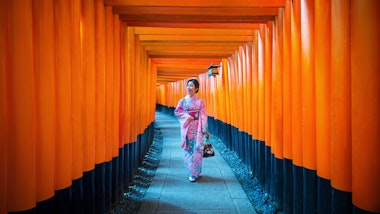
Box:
[187,78,199,93]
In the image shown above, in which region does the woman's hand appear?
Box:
[187,116,194,122]
[205,131,210,139]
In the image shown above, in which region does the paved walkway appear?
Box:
[137,112,256,214]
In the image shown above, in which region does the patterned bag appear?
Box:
[203,138,215,157]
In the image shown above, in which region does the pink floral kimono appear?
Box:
[174,95,208,177]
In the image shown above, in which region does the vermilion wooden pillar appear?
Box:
[113,14,121,159]
[105,6,114,164]
[111,16,120,206]
[251,36,259,141]
[351,0,380,212]
[95,0,106,166]
[314,0,331,181]
[70,0,84,183]
[94,0,107,212]
[5,0,36,211]
[272,10,284,161]
[331,0,352,213]
[54,1,74,212]
[70,0,84,212]
[223,59,231,126]
[271,10,284,206]
[258,25,265,143]
[282,0,292,162]
[301,0,316,172]
[301,0,316,213]
[105,14,116,207]
[315,0,331,213]
[264,22,272,149]
[291,0,303,213]
[245,43,253,137]
[0,0,6,212]
[291,0,302,169]
[33,0,55,204]
[54,0,73,191]
[81,0,96,212]
[82,0,96,173]
[125,26,134,145]
[282,2,293,213]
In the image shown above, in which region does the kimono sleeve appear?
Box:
[174,98,191,128]
[199,99,208,133]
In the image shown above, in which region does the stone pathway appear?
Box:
[136,112,256,214]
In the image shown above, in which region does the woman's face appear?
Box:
[186,81,197,96]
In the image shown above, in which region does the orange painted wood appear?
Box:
[351,0,380,212]
[5,0,36,211]
[216,63,225,121]
[231,55,239,129]
[245,43,253,135]
[119,12,275,23]
[300,0,316,170]
[118,22,126,147]
[257,24,265,142]
[145,45,241,52]
[148,51,234,57]
[0,0,6,211]
[124,26,134,144]
[33,0,55,201]
[264,22,272,147]
[105,0,286,7]
[114,6,279,17]
[237,47,244,131]
[105,6,114,162]
[135,27,256,36]
[251,37,259,139]
[291,0,302,167]
[134,38,142,135]
[54,0,73,189]
[81,0,96,172]
[95,0,106,164]
[227,57,236,128]
[139,35,255,42]
[152,58,223,64]
[125,22,261,29]
[113,16,121,155]
[272,12,284,159]
[331,0,351,192]
[222,59,231,125]
[315,0,331,179]
[282,0,292,159]
[241,45,249,134]
[70,0,84,181]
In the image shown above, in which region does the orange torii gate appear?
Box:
[1,0,379,213]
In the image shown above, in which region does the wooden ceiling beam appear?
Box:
[134,27,256,36]
[113,6,279,16]
[125,22,261,29]
[105,0,285,8]
[149,54,229,59]
[155,64,214,69]
[119,14,275,23]
[157,70,207,76]
[104,0,279,84]
[144,45,240,52]
[151,58,222,65]
[147,50,234,55]
[141,41,246,46]
[139,35,254,42]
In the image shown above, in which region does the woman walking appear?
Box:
[174,79,210,182]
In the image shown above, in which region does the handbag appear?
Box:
[203,138,215,157]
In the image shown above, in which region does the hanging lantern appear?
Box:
[207,62,220,77]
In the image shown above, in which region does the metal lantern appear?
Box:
[207,63,220,77]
